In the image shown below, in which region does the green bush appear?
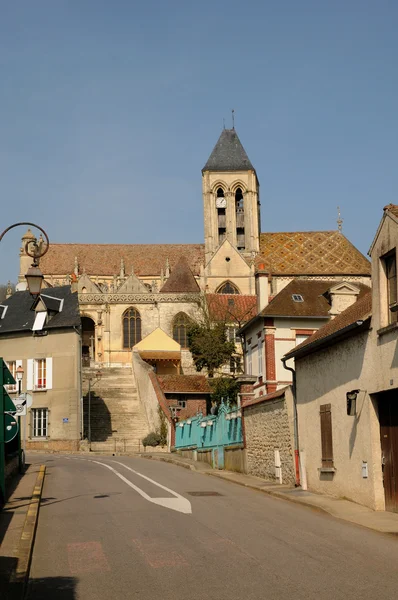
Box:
[209,377,239,407]
[142,432,162,447]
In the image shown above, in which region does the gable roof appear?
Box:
[259,279,369,319]
[156,374,211,394]
[202,129,255,172]
[39,243,205,277]
[368,204,398,256]
[0,286,81,335]
[258,231,370,276]
[160,256,200,293]
[285,291,372,359]
[207,294,257,323]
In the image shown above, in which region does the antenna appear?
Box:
[337,206,343,232]
[232,109,235,129]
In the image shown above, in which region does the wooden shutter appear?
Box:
[26,359,34,391]
[320,404,334,468]
[46,358,53,390]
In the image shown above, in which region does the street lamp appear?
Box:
[0,222,49,297]
[16,365,24,395]
[85,371,102,451]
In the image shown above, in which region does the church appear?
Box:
[18,127,371,376]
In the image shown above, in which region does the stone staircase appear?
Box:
[82,367,150,453]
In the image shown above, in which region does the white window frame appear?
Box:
[247,346,252,375]
[31,407,49,438]
[258,340,263,376]
[5,360,22,393]
[27,358,53,391]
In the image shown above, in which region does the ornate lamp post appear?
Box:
[0,221,49,296]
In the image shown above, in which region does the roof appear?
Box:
[156,374,211,394]
[39,243,205,277]
[0,286,80,335]
[207,294,257,323]
[202,129,255,172]
[368,204,398,255]
[259,279,370,318]
[285,291,372,359]
[160,256,200,293]
[242,386,289,409]
[139,350,181,361]
[258,231,371,276]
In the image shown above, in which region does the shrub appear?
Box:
[142,432,162,447]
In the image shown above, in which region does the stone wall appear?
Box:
[132,351,161,433]
[244,388,295,485]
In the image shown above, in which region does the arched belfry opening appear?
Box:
[82,316,95,367]
[216,187,227,244]
[235,188,245,251]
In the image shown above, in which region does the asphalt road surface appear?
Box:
[26,454,398,600]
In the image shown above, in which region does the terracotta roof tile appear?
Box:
[39,243,205,277]
[207,294,257,323]
[285,291,372,358]
[242,386,289,409]
[160,256,200,293]
[156,374,211,394]
[261,279,370,318]
[258,231,370,275]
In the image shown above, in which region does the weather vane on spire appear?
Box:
[337,206,343,232]
[232,109,235,129]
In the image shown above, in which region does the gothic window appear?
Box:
[173,312,191,347]
[216,281,240,294]
[235,188,245,250]
[217,187,224,198]
[123,308,142,348]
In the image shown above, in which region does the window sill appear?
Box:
[318,467,336,474]
[33,388,48,392]
[377,323,398,337]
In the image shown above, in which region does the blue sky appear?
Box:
[1,1,397,282]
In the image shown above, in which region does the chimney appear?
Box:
[255,264,269,313]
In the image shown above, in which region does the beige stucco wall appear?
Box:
[0,329,81,443]
[244,387,295,485]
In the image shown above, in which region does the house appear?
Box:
[285,204,398,512]
[0,286,82,452]
[240,278,370,396]
[156,374,211,420]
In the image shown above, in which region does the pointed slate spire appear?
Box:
[160,256,200,293]
[202,129,255,172]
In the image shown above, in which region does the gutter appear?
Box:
[281,358,300,487]
[284,318,368,361]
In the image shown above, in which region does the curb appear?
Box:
[10,465,46,599]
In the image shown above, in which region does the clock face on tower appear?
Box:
[216,197,227,209]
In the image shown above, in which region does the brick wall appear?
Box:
[166,396,207,420]
[244,390,295,485]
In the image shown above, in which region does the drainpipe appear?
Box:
[282,357,300,487]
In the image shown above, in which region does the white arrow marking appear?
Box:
[91,460,192,515]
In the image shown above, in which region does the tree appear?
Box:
[209,377,240,406]
[187,297,236,377]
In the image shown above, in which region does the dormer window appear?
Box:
[292,294,304,302]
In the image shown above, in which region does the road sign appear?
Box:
[4,413,18,443]
[12,393,33,416]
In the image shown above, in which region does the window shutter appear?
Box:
[46,358,53,390]
[320,404,334,468]
[27,359,34,391]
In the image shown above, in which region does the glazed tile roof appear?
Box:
[260,279,370,318]
[258,231,370,275]
[207,294,257,323]
[156,374,211,394]
[39,243,205,277]
[285,291,372,359]
[160,256,200,293]
[202,129,255,172]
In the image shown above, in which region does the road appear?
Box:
[27,454,398,600]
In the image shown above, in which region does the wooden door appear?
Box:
[378,392,398,512]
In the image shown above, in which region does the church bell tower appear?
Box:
[202,128,260,264]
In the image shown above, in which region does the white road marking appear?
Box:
[90,459,192,515]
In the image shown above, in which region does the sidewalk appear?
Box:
[140,452,398,535]
[0,463,42,599]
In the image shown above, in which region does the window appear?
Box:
[173,313,191,347]
[258,341,263,376]
[216,281,240,294]
[26,358,53,391]
[123,308,142,348]
[295,334,309,347]
[247,346,252,375]
[384,252,397,324]
[320,404,334,469]
[229,355,242,374]
[226,326,240,342]
[6,361,17,392]
[292,294,304,302]
[32,408,48,438]
[177,399,187,408]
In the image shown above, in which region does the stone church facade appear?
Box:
[17,128,371,373]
